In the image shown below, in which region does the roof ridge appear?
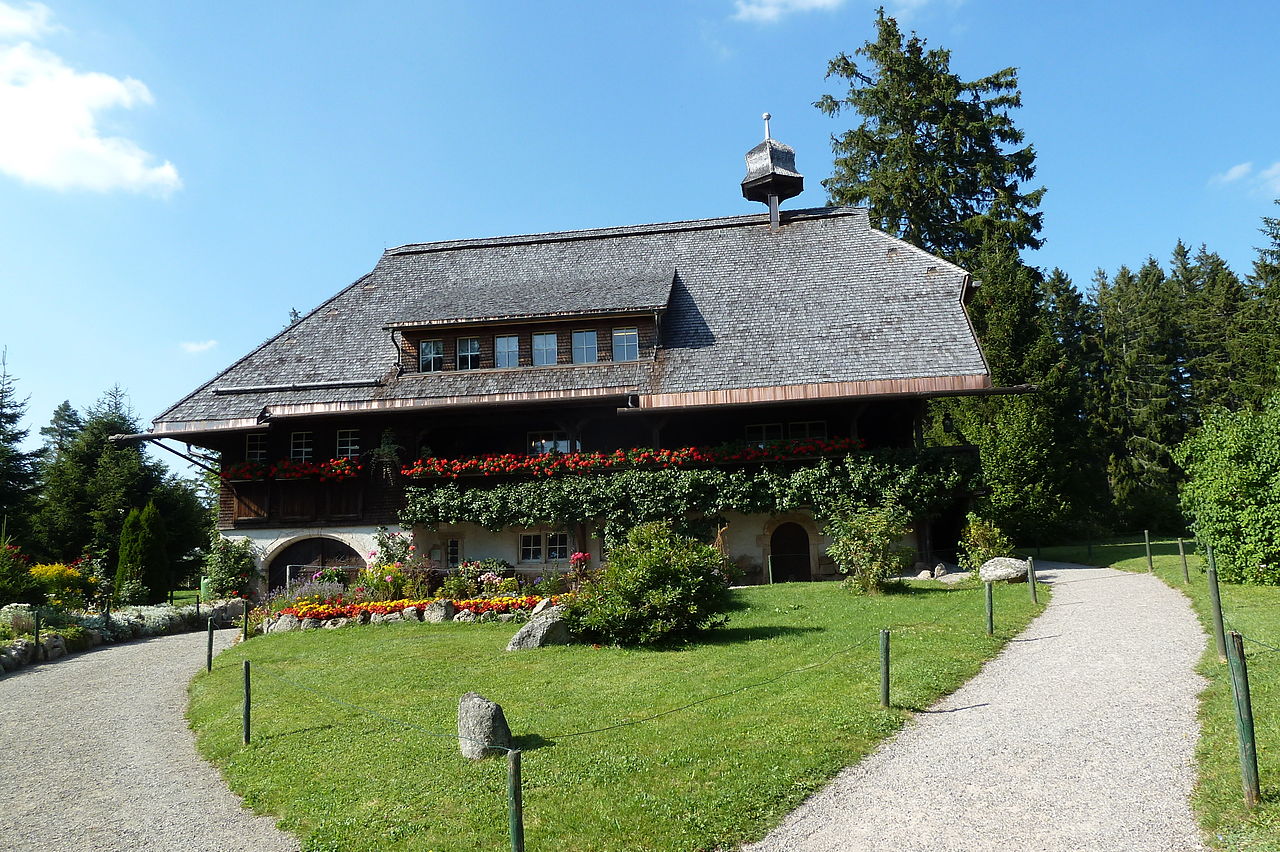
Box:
[385,206,863,256]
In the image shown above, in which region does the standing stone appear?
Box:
[979,557,1030,583]
[933,563,949,578]
[41,635,67,661]
[457,692,512,760]
[423,600,455,623]
[505,605,570,651]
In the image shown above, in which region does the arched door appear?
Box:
[770,523,811,582]
[267,538,365,591]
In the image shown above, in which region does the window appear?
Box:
[612,327,639,362]
[495,335,519,368]
[245,433,267,462]
[528,430,576,455]
[336,429,360,459]
[290,431,314,461]
[446,538,461,568]
[419,339,444,372]
[520,534,543,563]
[547,532,570,561]
[789,421,827,440]
[745,423,784,447]
[457,337,481,370]
[520,532,571,563]
[532,332,558,366]
[572,330,598,364]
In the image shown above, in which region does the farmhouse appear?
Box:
[147,128,997,590]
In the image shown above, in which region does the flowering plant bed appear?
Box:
[280,594,557,621]
[399,437,864,479]
[221,457,362,482]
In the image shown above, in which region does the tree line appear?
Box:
[0,371,209,604]
[821,10,1280,541]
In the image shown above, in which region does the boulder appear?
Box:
[8,638,35,665]
[423,600,455,623]
[41,635,66,661]
[355,610,372,625]
[323,618,349,630]
[402,606,421,622]
[530,598,555,617]
[497,613,516,623]
[457,692,512,760]
[933,563,949,578]
[270,613,300,633]
[218,599,246,620]
[915,570,932,580]
[300,618,321,630]
[454,610,478,623]
[979,557,1029,584]
[0,650,19,672]
[84,629,103,647]
[479,611,497,623]
[505,605,570,651]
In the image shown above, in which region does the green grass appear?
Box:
[1024,537,1280,851]
[170,589,200,606]
[188,580,1046,852]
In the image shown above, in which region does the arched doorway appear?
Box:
[267,538,365,591]
[770,522,811,582]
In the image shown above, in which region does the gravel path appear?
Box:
[745,562,1208,852]
[0,629,298,852]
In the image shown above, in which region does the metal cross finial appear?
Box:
[762,112,772,139]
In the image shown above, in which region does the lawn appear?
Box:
[189,579,1046,852]
[1020,537,1280,851]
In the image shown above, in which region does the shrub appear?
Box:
[29,563,88,609]
[564,522,735,646]
[1178,398,1280,584]
[825,504,915,594]
[957,513,1014,571]
[0,539,42,606]
[203,537,260,598]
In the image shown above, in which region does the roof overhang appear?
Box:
[385,307,664,332]
[622,375,1030,412]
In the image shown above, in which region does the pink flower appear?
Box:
[384,575,393,583]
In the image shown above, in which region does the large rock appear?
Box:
[401,606,421,622]
[8,638,35,665]
[530,598,555,617]
[269,613,300,633]
[423,600,455,623]
[41,634,67,661]
[933,563,949,579]
[979,557,1029,583]
[300,618,321,630]
[323,618,349,630]
[505,605,570,651]
[454,610,478,623]
[457,692,512,760]
[0,649,20,672]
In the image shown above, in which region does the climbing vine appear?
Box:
[400,448,980,538]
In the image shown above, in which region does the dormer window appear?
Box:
[533,333,558,366]
[612,328,639,362]
[572,330,598,364]
[495,335,519,368]
[419,339,444,372]
[457,337,481,370]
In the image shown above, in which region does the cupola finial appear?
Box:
[741,113,803,231]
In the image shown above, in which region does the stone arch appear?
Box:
[263,535,367,591]
[757,512,823,583]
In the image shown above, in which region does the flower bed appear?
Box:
[400,437,864,479]
[280,595,556,621]
[220,457,362,482]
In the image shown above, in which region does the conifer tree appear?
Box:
[138,500,169,604]
[39,401,83,456]
[114,507,144,601]
[0,350,37,545]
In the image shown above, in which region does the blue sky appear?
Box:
[1,0,1277,467]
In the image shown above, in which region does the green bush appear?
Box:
[564,522,735,646]
[825,504,915,593]
[1178,398,1280,584]
[203,537,260,599]
[957,513,1014,571]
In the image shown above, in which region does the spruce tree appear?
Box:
[0,350,37,545]
[39,401,83,456]
[816,9,1045,260]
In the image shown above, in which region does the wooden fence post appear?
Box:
[1207,548,1227,663]
[1027,557,1039,604]
[1144,529,1153,572]
[1226,632,1261,809]
[879,629,890,708]
[242,659,251,746]
[1178,539,1190,584]
[985,583,994,636]
[508,749,526,852]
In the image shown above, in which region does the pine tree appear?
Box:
[0,350,37,545]
[816,9,1045,260]
[39,401,83,456]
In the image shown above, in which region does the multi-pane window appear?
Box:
[789,421,828,440]
[745,423,784,447]
[547,532,570,561]
[245,433,267,462]
[612,327,639,362]
[532,332,558,366]
[446,538,461,568]
[336,429,360,459]
[457,337,481,370]
[495,335,519,368]
[572,330,598,364]
[520,534,543,563]
[528,430,576,455]
[419,339,444,372]
[290,431,314,461]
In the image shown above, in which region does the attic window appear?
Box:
[572,330,598,364]
[612,328,639,362]
[496,335,519,368]
[457,337,481,370]
[532,333,558,367]
[419,340,444,372]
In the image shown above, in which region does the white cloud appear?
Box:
[1209,161,1253,185]
[732,0,845,23]
[0,1,52,39]
[180,340,218,354]
[1260,162,1280,194]
[0,2,180,195]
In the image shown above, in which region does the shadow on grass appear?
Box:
[257,723,344,744]
[697,624,824,646]
[512,732,555,752]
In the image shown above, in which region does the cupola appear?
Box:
[741,113,804,230]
